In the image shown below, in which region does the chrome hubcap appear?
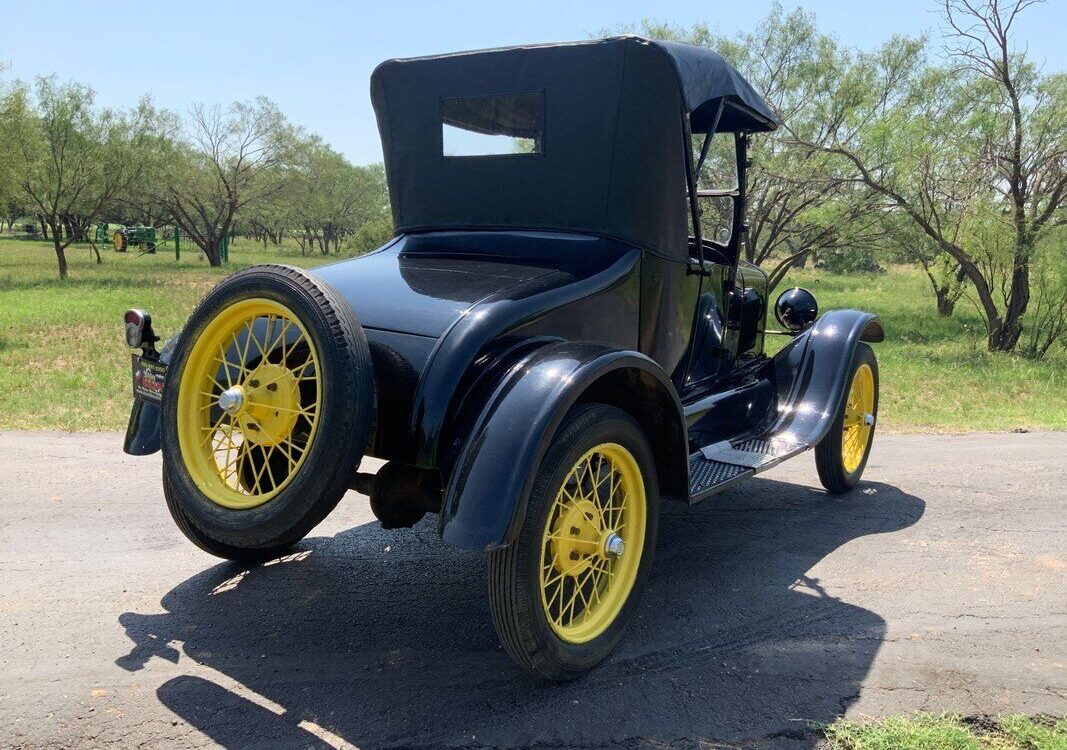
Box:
[217,386,245,415]
[863,413,875,426]
[604,532,625,559]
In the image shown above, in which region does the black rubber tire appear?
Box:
[161,264,374,561]
[488,404,660,681]
[815,343,879,494]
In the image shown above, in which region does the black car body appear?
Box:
[123,37,882,678]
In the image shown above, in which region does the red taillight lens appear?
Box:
[124,309,147,348]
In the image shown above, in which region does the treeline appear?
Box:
[0,85,391,278]
[1,0,1064,358]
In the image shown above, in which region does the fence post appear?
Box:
[174,227,180,261]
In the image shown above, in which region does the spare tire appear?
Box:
[160,264,374,561]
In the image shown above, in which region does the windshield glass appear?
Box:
[690,129,737,245]
[691,130,737,192]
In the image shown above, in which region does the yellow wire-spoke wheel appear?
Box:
[538,442,647,644]
[175,298,322,510]
[841,363,875,474]
[113,230,126,252]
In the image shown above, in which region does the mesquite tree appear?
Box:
[802,0,1066,351]
[155,98,293,266]
[0,78,155,279]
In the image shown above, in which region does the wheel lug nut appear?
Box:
[569,551,579,561]
[570,526,580,535]
[249,379,260,388]
[266,383,277,392]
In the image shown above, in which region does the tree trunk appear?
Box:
[39,216,49,239]
[935,289,956,317]
[52,233,69,279]
[205,235,222,267]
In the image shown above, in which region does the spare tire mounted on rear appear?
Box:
[160,264,375,561]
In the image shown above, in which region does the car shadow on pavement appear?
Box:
[116,478,924,749]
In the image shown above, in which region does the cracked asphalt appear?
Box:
[0,430,1064,749]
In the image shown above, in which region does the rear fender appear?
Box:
[439,342,686,550]
[768,309,883,446]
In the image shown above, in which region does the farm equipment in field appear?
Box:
[93,224,228,261]
[98,224,157,253]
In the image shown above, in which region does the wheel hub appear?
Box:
[238,363,301,447]
[217,386,245,415]
[603,532,625,559]
[550,500,629,576]
[550,499,602,576]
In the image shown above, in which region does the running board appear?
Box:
[687,437,808,503]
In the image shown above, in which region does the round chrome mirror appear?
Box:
[775,287,818,333]
[717,227,730,244]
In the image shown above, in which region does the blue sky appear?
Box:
[4,0,1064,164]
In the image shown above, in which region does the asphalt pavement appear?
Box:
[0,430,1064,749]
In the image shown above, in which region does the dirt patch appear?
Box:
[961,713,1003,734]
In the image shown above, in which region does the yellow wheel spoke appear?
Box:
[229,327,248,377]
[200,412,229,446]
[262,445,279,491]
[276,439,300,472]
[217,344,233,387]
[239,321,256,372]
[248,321,268,360]
[268,318,291,357]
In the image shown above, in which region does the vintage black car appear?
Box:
[122,37,882,680]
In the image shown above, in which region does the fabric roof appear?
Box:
[370,37,778,259]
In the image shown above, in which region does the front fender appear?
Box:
[439,342,682,550]
[768,309,883,446]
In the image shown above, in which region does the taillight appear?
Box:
[124,309,157,349]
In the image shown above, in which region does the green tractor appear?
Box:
[98,223,157,253]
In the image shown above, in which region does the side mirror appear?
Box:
[775,288,818,333]
[717,227,730,244]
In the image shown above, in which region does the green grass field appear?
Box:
[822,713,1067,750]
[1,237,1064,431]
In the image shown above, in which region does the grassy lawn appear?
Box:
[776,266,1067,432]
[822,713,1067,750]
[0,236,1064,431]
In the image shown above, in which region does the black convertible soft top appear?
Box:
[371,36,779,260]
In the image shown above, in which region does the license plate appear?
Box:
[131,354,167,404]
